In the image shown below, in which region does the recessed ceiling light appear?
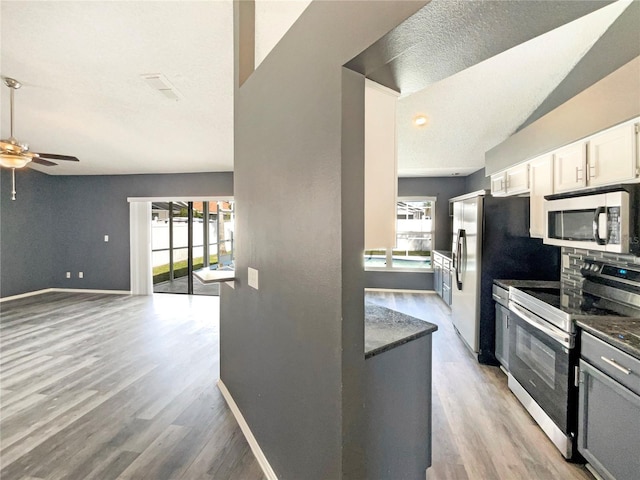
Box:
[414,115,428,127]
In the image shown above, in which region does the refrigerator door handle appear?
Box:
[455,229,465,290]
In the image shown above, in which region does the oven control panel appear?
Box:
[581,261,640,285]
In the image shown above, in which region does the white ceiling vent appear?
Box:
[141,73,183,101]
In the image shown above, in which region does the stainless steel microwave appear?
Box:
[543,184,640,254]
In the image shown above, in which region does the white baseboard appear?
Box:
[0,288,131,303]
[217,379,278,480]
[0,288,54,303]
[50,288,131,295]
[365,288,436,294]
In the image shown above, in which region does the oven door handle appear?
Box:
[508,301,574,349]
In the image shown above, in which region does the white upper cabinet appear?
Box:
[587,122,638,187]
[490,173,506,196]
[529,153,554,238]
[505,162,530,195]
[491,162,530,197]
[553,141,587,193]
[552,120,638,193]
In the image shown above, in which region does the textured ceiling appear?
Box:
[0,1,635,178]
[396,0,632,176]
[1,1,233,175]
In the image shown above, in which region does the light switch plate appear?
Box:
[248,267,259,290]
[104,235,109,242]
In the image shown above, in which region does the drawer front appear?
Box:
[433,254,443,266]
[581,331,640,396]
[442,270,451,289]
[442,258,451,270]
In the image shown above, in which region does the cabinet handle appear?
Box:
[600,356,632,375]
[589,163,596,179]
[575,166,584,182]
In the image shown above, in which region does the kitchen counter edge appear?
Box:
[576,318,640,360]
[365,303,438,359]
[432,250,453,260]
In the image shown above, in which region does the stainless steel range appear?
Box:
[507,260,640,460]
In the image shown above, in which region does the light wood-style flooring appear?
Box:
[366,290,594,480]
[2,290,596,480]
[0,292,264,480]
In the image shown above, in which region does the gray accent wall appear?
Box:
[224,1,427,478]
[465,168,490,193]
[0,168,56,297]
[0,170,233,298]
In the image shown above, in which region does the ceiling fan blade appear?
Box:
[36,153,79,162]
[31,157,58,166]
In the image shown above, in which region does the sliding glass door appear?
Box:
[151,201,234,295]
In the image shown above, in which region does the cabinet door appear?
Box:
[529,154,554,238]
[554,142,587,193]
[494,304,509,370]
[578,360,640,480]
[434,264,442,297]
[506,163,530,195]
[491,173,506,196]
[588,122,638,187]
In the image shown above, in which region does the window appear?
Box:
[365,197,435,270]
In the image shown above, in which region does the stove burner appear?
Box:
[518,287,623,317]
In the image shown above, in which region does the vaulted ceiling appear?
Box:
[2,1,638,177]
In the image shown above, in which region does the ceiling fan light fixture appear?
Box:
[0,153,33,169]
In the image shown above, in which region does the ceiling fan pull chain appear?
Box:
[11,168,17,200]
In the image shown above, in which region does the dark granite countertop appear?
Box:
[365,303,437,359]
[576,318,640,360]
[432,250,452,260]
[493,279,560,290]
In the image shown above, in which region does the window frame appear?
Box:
[364,195,436,273]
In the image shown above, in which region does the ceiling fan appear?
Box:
[1,76,79,200]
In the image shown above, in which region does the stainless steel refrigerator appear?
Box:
[450,190,560,364]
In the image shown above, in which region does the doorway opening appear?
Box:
[151,200,234,295]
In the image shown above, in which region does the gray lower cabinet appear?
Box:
[433,253,451,306]
[578,332,640,480]
[434,260,443,298]
[494,303,509,370]
[442,268,452,306]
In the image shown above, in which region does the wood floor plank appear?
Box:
[2,289,598,479]
[0,292,264,480]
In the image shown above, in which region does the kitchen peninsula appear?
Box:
[364,302,437,478]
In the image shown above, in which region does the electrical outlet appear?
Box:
[79,272,84,279]
[66,272,71,278]
[104,235,109,242]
